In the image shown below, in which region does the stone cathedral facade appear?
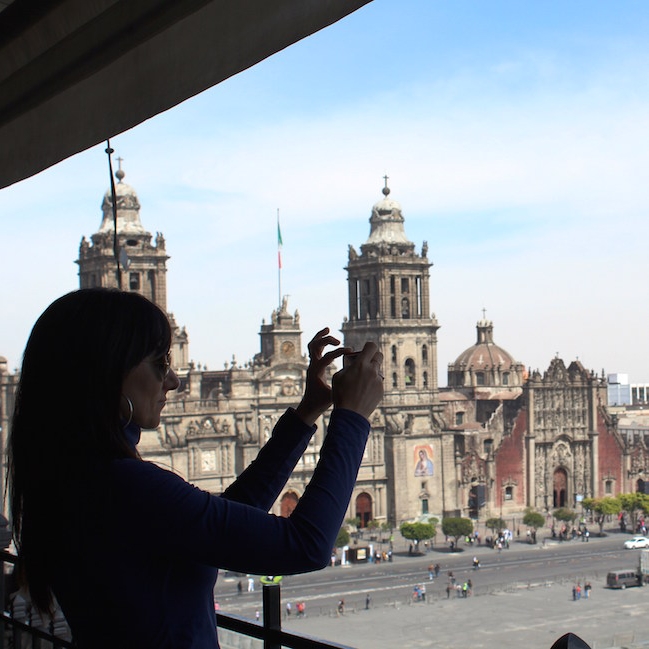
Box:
[2,170,648,526]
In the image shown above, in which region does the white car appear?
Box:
[624,536,649,549]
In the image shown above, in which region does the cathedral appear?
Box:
[2,169,647,527]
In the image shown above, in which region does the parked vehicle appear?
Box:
[624,536,649,549]
[606,569,641,589]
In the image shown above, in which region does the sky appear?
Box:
[1,0,648,385]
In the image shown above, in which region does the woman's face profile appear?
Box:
[121,351,180,429]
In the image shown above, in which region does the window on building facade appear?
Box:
[129,272,140,290]
[502,372,509,385]
[422,344,428,364]
[354,279,361,320]
[605,480,613,494]
[421,498,429,515]
[391,345,397,364]
[476,372,485,386]
[392,372,398,388]
[423,371,428,388]
[455,411,464,426]
[415,275,422,317]
[404,358,416,387]
[401,296,410,319]
[484,439,493,454]
[504,486,513,500]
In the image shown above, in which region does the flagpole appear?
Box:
[277,208,282,309]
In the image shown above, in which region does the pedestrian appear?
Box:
[462,582,468,598]
[248,577,255,592]
[576,583,581,600]
[337,599,345,615]
[434,563,440,577]
[365,594,371,610]
[446,584,451,599]
[237,580,242,595]
[420,583,426,601]
[584,582,591,599]
[467,579,472,596]
[572,585,577,601]
[285,602,291,617]
[296,602,305,617]
[6,289,385,649]
[428,564,434,580]
[255,610,260,622]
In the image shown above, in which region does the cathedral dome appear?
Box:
[448,317,525,388]
[365,180,411,246]
[98,166,147,235]
[453,318,517,369]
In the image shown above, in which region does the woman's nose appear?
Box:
[165,368,180,391]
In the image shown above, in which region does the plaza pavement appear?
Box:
[282,576,649,649]
[274,533,649,649]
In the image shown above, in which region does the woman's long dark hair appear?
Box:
[7,288,172,613]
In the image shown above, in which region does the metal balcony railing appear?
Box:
[0,550,355,649]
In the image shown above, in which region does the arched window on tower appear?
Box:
[415,275,423,317]
[423,371,428,388]
[404,358,416,387]
[392,372,398,388]
[502,372,510,386]
[391,345,397,364]
[129,272,140,291]
[422,345,428,364]
[401,297,410,319]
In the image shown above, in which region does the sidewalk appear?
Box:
[282,576,649,649]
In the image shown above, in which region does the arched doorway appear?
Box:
[280,491,299,517]
[553,468,568,508]
[355,492,372,527]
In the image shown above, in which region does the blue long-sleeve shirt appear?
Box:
[51,407,369,648]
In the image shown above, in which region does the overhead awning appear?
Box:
[0,0,372,190]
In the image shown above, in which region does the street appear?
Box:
[214,531,649,648]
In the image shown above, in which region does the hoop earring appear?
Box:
[122,395,134,427]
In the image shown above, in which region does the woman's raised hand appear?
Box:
[295,327,350,426]
[332,342,384,420]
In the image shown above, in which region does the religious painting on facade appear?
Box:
[414,445,434,476]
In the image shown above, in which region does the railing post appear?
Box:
[262,583,281,649]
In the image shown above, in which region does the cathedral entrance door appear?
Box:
[355,492,373,528]
[553,468,568,508]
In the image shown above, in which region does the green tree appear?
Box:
[553,507,577,536]
[582,497,620,536]
[522,510,545,543]
[442,517,473,551]
[618,492,649,532]
[335,527,350,548]
[485,517,506,535]
[400,521,436,552]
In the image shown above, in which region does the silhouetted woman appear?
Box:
[8,288,383,648]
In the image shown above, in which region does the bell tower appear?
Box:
[76,163,169,309]
[76,163,189,370]
[341,178,441,399]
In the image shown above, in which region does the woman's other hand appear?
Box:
[332,342,384,420]
[295,328,350,426]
